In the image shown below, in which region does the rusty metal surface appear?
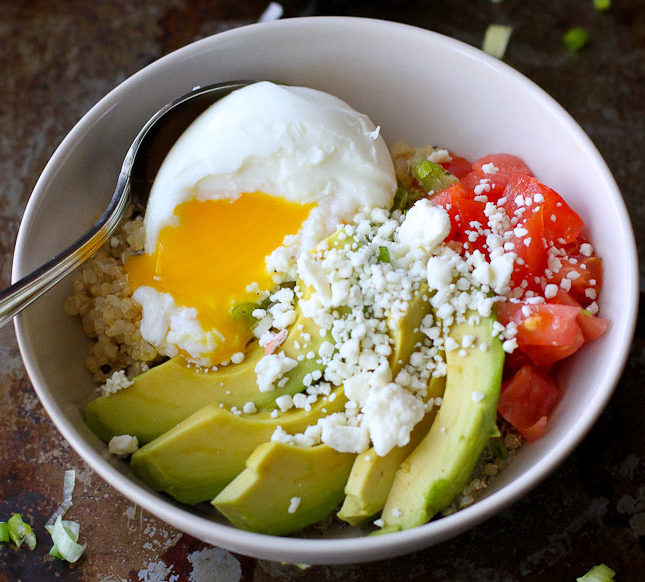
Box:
[1,1,644,580]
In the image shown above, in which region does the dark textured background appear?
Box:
[1,1,644,580]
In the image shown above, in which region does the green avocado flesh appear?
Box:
[213,441,356,535]
[336,375,446,526]
[388,282,431,377]
[85,310,330,443]
[378,314,504,532]
[130,387,346,504]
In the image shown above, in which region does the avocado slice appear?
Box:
[388,282,431,377]
[85,310,330,443]
[378,314,504,532]
[334,283,437,526]
[336,375,446,526]
[130,387,346,504]
[213,441,356,535]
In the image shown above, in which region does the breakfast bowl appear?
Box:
[12,17,637,564]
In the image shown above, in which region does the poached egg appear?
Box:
[126,81,396,365]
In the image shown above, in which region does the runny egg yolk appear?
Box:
[125,192,314,363]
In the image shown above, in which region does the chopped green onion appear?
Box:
[593,0,611,11]
[563,27,589,52]
[490,438,508,459]
[230,295,271,326]
[46,469,76,528]
[577,563,616,582]
[0,522,9,543]
[482,24,513,59]
[7,514,36,550]
[412,159,457,193]
[377,246,391,263]
[47,516,86,563]
[391,185,409,212]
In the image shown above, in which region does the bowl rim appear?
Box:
[12,16,638,564]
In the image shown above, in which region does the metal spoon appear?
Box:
[0,80,252,329]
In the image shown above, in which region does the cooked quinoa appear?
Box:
[64,212,160,383]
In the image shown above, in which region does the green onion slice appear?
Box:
[593,0,611,11]
[490,438,509,459]
[391,186,409,212]
[0,522,9,543]
[46,516,86,563]
[7,514,36,550]
[377,246,391,263]
[482,24,513,59]
[46,469,76,528]
[563,27,589,52]
[576,564,616,582]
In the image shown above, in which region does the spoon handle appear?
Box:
[0,177,131,329]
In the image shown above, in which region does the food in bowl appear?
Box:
[65,81,609,535]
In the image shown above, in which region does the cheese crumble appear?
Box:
[258,197,527,457]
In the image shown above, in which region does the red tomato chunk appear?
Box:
[499,365,559,441]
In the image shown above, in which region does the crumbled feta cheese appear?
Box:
[427,255,454,290]
[559,278,572,291]
[243,401,257,414]
[544,283,558,299]
[585,288,597,300]
[396,200,451,252]
[362,383,426,456]
[318,414,370,453]
[427,149,452,163]
[100,370,133,397]
[502,338,518,353]
[108,435,139,457]
[288,496,301,514]
[275,394,294,412]
[254,352,298,392]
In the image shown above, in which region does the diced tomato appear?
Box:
[498,365,559,441]
[440,154,472,179]
[505,208,548,291]
[581,256,603,290]
[503,175,583,244]
[473,154,533,179]
[454,198,489,255]
[461,154,534,201]
[497,302,586,368]
[498,303,582,346]
[547,255,603,305]
[576,310,610,341]
[520,329,584,368]
[502,348,533,380]
[541,187,584,244]
[545,288,580,307]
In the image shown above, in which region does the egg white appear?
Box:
[143,81,397,254]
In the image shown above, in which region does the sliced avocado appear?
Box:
[130,387,346,504]
[213,441,355,535]
[378,314,504,532]
[336,375,446,526]
[388,282,432,377]
[85,310,331,443]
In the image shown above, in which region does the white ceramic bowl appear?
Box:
[13,17,638,564]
